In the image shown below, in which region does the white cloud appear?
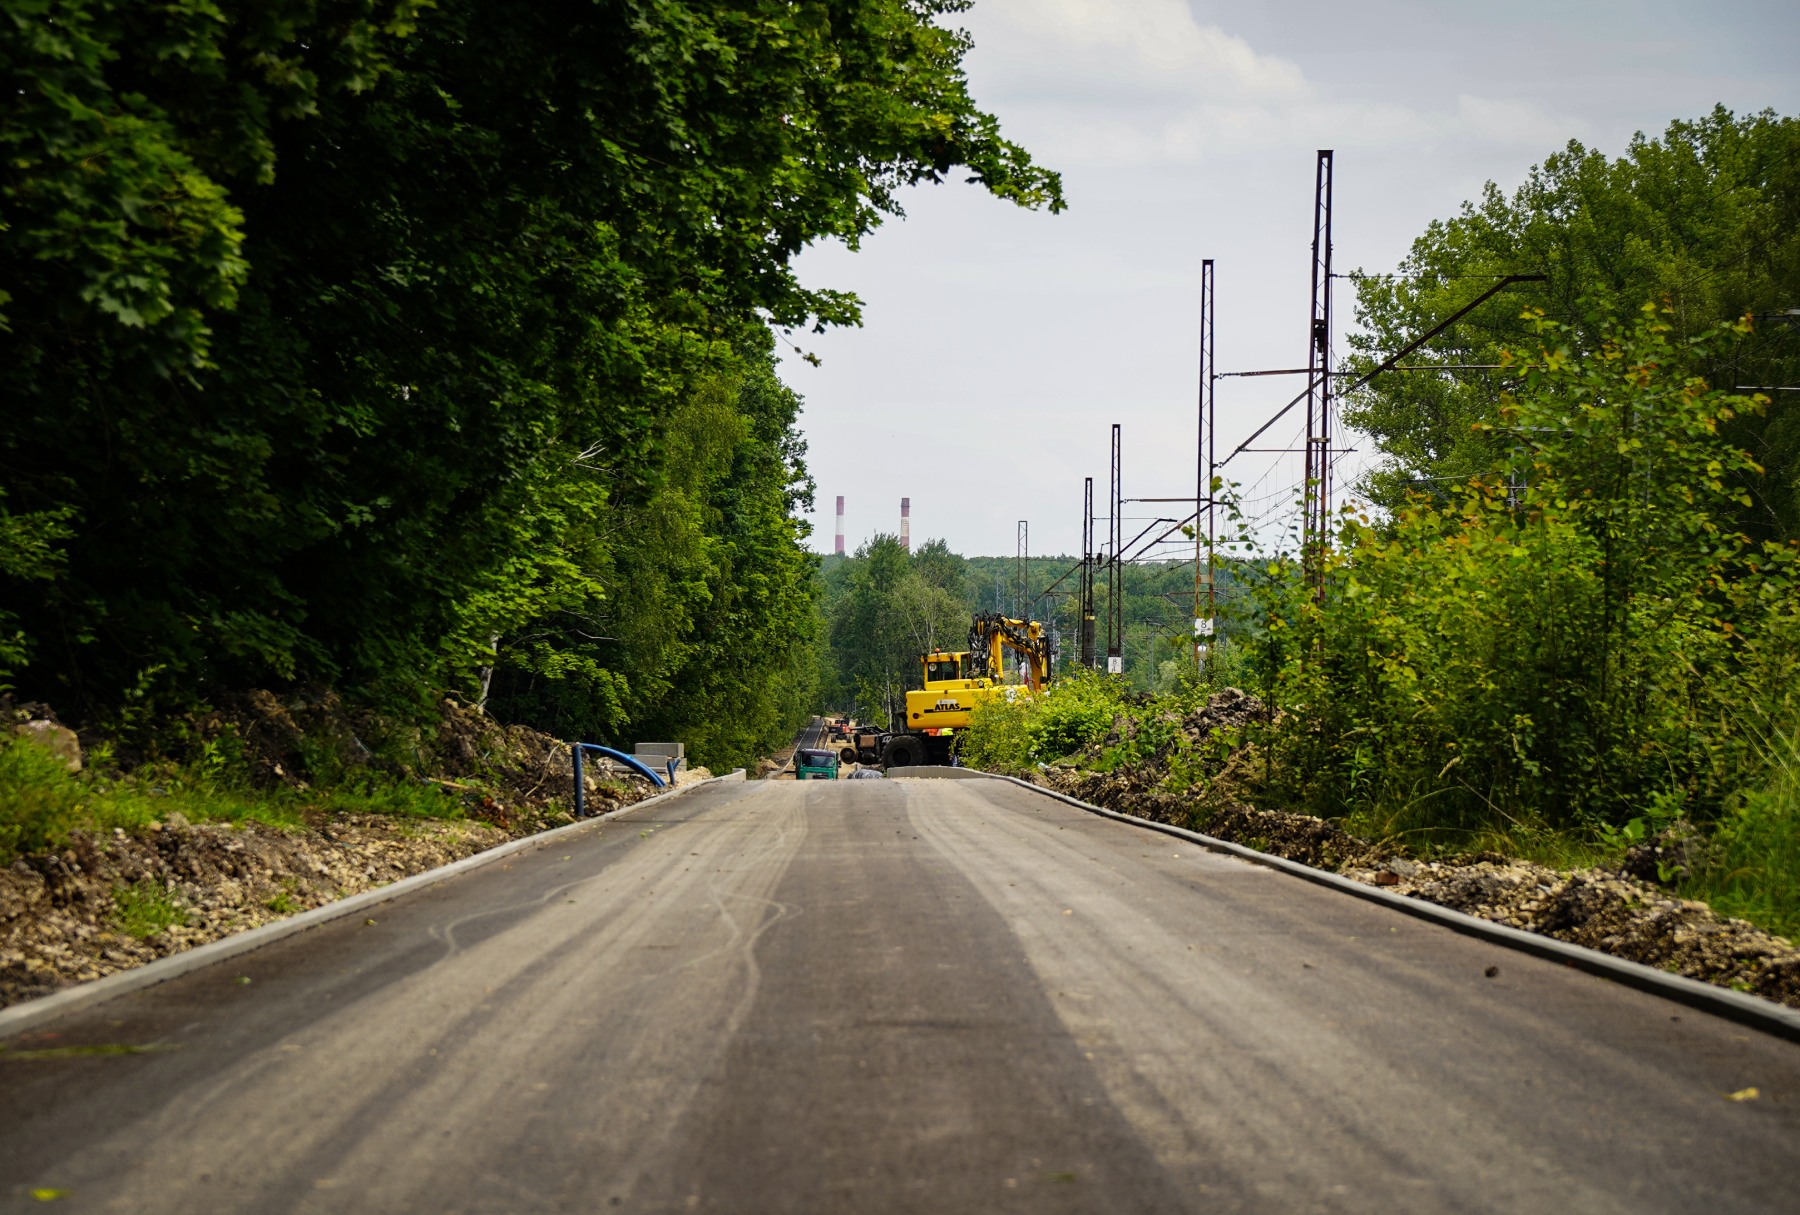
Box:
[968,0,1308,102]
[1005,97,1443,167]
[961,1,1584,166]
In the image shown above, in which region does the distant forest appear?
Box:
[818,539,1235,721]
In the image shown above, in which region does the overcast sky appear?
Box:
[781,0,1800,559]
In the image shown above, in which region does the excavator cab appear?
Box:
[921,652,969,688]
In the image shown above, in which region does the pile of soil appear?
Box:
[1341,855,1800,1007]
[1018,689,1800,1011]
[1,694,655,1010]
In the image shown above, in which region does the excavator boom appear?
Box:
[966,612,1051,692]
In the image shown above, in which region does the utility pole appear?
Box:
[1304,149,1334,594]
[1195,258,1217,679]
[1107,424,1123,674]
[1080,478,1096,669]
[1015,520,1029,619]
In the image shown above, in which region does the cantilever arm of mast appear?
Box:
[1336,274,1547,397]
[1216,273,1545,470]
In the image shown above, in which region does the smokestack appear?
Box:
[834,496,845,555]
[900,497,911,552]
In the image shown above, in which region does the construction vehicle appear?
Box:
[839,613,1052,768]
[794,748,840,780]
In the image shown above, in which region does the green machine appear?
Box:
[794,748,839,780]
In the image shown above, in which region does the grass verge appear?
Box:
[0,736,465,866]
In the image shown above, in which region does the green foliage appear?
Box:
[1346,107,1800,535]
[960,670,1128,771]
[1234,308,1800,855]
[0,734,464,864]
[0,0,1060,743]
[112,880,186,939]
[1238,107,1800,937]
[1677,613,1800,938]
[0,488,75,681]
[1686,750,1800,941]
[482,343,821,770]
[0,734,90,859]
[1024,672,1127,763]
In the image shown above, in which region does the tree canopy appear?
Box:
[1346,107,1800,533]
[0,0,1061,765]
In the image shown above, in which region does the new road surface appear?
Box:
[4,776,1797,1213]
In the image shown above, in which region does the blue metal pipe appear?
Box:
[572,743,666,817]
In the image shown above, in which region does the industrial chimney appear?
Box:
[900,497,911,552]
[834,496,845,555]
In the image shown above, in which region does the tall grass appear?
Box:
[1684,720,1800,941]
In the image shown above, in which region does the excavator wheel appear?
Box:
[882,735,923,768]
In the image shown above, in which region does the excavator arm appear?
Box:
[966,612,1051,693]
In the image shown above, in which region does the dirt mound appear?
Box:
[1191,803,1386,872]
[1179,686,1265,741]
[1338,855,1800,1009]
[1042,764,1385,873]
[0,815,509,1007]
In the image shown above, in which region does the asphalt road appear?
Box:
[4,777,1797,1213]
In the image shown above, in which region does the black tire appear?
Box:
[838,747,857,765]
[883,735,923,768]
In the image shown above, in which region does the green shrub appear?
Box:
[0,736,90,859]
[959,691,1033,772]
[961,670,1129,770]
[1683,692,1800,939]
[1233,306,1800,849]
[1025,674,1123,762]
[1688,783,1800,940]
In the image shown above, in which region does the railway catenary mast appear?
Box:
[1080,478,1096,669]
[1303,149,1334,594]
[1107,424,1122,674]
[1015,521,1029,620]
[1195,257,1216,674]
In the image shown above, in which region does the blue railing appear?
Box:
[571,743,674,817]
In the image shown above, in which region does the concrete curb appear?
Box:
[981,772,1800,1045]
[0,769,747,1041]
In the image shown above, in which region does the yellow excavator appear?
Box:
[842,612,1052,768]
